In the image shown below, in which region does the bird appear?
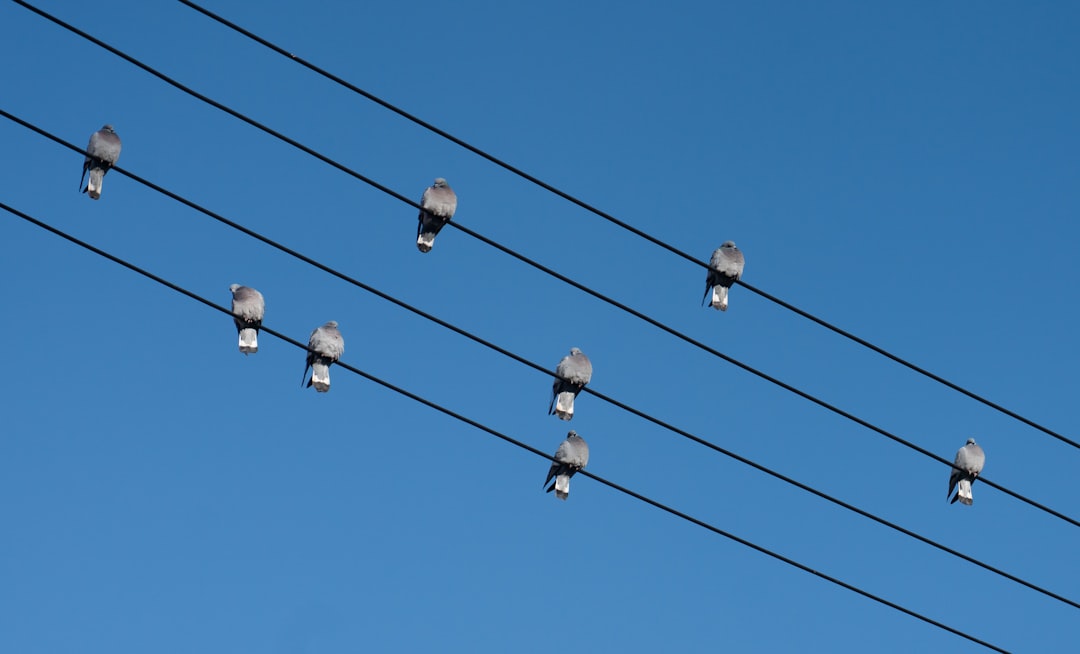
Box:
[544,430,590,500]
[947,438,986,506]
[228,284,265,354]
[549,347,592,420]
[703,241,745,311]
[416,178,457,253]
[302,321,345,392]
[80,125,122,200]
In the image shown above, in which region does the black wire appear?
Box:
[16,3,1069,505]
[4,109,1077,613]
[9,0,420,211]
[10,3,1073,522]
[173,0,1080,455]
[4,92,1075,535]
[0,199,1015,654]
[8,0,1080,526]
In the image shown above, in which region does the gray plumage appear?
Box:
[302,321,345,392]
[80,125,122,200]
[549,347,592,420]
[948,438,986,506]
[229,284,265,354]
[703,241,745,311]
[544,430,590,500]
[416,178,457,253]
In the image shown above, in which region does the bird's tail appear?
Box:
[956,478,974,506]
[310,360,331,392]
[416,231,436,253]
[86,167,105,200]
[554,474,570,500]
[238,328,259,354]
[710,285,729,311]
[554,391,576,421]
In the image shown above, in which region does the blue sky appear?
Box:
[2,1,1078,651]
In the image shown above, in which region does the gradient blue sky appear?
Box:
[2,1,1078,652]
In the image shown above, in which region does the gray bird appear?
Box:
[416,178,457,253]
[229,284,265,354]
[544,430,590,500]
[302,321,345,392]
[80,125,122,200]
[703,241,745,311]
[948,438,986,506]
[549,347,592,421]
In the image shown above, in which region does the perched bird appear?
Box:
[302,321,345,392]
[229,284,265,354]
[80,125,122,200]
[947,438,986,506]
[549,347,592,421]
[416,178,457,253]
[544,430,590,500]
[703,241,745,311]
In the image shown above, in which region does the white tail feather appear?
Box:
[238,329,258,354]
[417,232,435,253]
[957,479,974,505]
[555,474,570,500]
[554,392,575,420]
[711,286,728,311]
[312,367,331,392]
[88,168,104,200]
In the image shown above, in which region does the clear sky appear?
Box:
[2,1,1078,652]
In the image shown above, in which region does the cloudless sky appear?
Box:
[2,1,1078,652]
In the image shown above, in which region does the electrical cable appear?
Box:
[172,0,1080,455]
[15,4,1071,510]
[4,109,1077,612]
[2,105,1077,531]
[0,199,1016,654]
[20,3,1073,494]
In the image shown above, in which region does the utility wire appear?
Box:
[8,2,1079,525]
[5,109,1077,613]
[4,56,1075,530]
[0,199,1015,654]
[11,112,1080,612]
[13,3,1073,512]
[173,0,1080,454]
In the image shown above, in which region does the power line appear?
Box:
[10,0,419,212]
[173,0,1079,454]
[12,3,1075,518]
[12,115,1080,612]
[9,0,1080,528]
[14,2,1072,475]
[5,110,1077,613]
[4,85,1075,533]
[0,200,1016,654]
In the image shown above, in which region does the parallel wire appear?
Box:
[173,0,1080,454]
[10,14,1076,527]
[2,10,1077,525]
[4,109,1078,612]
[0,200,1015,654]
